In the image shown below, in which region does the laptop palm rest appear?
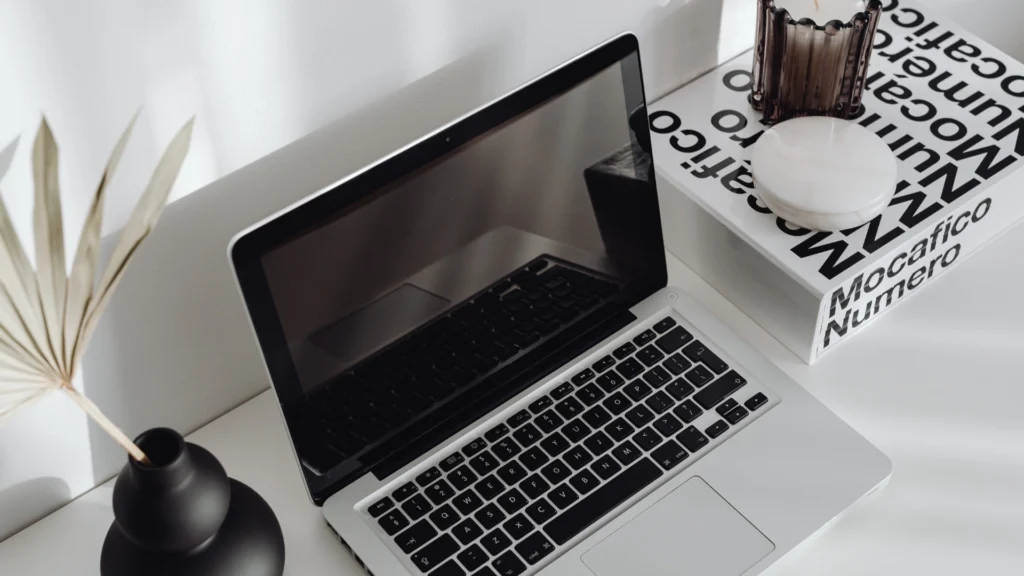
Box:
[581,477,774,576]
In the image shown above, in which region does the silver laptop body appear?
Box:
[230,34,891,576]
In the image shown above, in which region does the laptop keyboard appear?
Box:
[294,257,619,474]
[363,314,777,576]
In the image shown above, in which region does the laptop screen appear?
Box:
[232,37,665,502]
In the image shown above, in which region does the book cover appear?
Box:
[649,0,1024,361]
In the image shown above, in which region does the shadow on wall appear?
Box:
[640,0,724,101]
[0,477,71,541]
[81,40,511,488]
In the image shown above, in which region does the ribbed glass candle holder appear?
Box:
[750,0,883,124]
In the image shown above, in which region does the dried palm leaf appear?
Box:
[0,115,194,463]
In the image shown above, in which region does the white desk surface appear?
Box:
[3,242,1024,575]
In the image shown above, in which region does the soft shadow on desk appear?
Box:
[81,41,510,488]
[0,477,70,542]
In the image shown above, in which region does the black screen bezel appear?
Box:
[230,33,667,504]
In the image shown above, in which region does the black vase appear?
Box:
[100,428,285,576]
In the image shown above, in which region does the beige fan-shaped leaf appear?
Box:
[0,114,194,462]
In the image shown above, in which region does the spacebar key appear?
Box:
[543,458,662,545]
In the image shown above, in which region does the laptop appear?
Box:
[230,34,891,576]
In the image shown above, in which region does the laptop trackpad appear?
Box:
[581,477,774,576]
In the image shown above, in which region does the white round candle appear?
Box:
[773,0,867,24]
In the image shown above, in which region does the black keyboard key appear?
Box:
[541,460,572,485]
[563,446,594,470]
[576,383,605,406]
[492,439,522,462]
[543,458,663,545]
[379,509,410,535]
[520,474,550,499]
[507,410,531,428]
[571,368,596,386]
[394,481,418,502]
[623,380,653,402]
[402,494,433,520]
[492,550,526,576]
[475,503,507,529]
[605,418,635,442]
[431,504,461,531]
[569,469,599,494]
[706,420,729,439]
[535,410,564,434]
[593,355,616,373]
[440,453,466,472]
[677,426,710,452]
[417,467,442,486]
[612,342,636,359]
[481,529,513,555]
[583,431,614,456]
[475,476,505,501]
[745,392,768,411]
[561,420,591,443]
[453,490,484,515]
[694,371,747,410]
[632,427,662,451]
[471,452,501,475]
[591,455,622,480]
[496,461,528,486]
[724,405,750,424]
[512,424,542,448]
[464,438,488,457]
[611,440,642,465]
[636,345,664,367]
[496,488,528,514]
[432,560,465,576]
[550,382,575,400]
[528,396,553,414]
[369,497,394,518]
[539,432,571,457]
[662,353,692,375]
[651,440,689,470]
[458,544,489,572]
[644,391,673,414]
[396,519,438,553]
[665,379,695,401]
[547,484,579,509]
[582,406,612,429]
[516,531,556,565]
[555,397,584,419]
[654,326,693,354]
[449,466,478,492]
[519,446,549,471]
[502,513,534,540]
[624,404,654,427]
[716,399,739,416]
[426,480,457,505]
[616,358,643,379]
[673,400,703,423]
[653,317,677,334]
[595,371,625,393]
[653,414,684,437]
[642,366,671,388]
[411,533,459,573]
[485,424,510,443]
[684,341,729,374]
[684,365,715,387]
[634,329,657,347]
[453,518,484,544]
[525,498,557,524]
[602,392,631,415]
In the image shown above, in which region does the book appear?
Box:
[649,0,1024,363]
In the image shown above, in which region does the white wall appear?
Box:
[0,0,1019,542]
